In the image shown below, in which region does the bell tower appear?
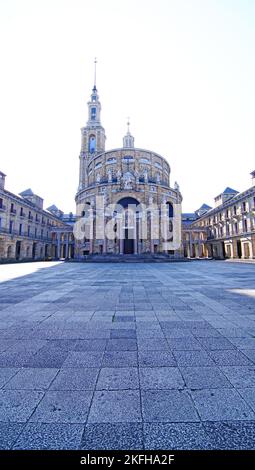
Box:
[78,59,106,190]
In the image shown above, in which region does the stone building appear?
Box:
[75,80,182,258]
[183,172,255,260]
[0,171,74,262]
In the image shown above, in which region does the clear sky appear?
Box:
[0,0,254,213]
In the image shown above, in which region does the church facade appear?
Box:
[74,81,182,258]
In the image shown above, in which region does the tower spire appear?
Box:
[127,116,130,134]
[93,57,97,91]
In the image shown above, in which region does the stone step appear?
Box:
[68,254,190,263]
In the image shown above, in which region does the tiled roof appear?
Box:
[19,188,34,196]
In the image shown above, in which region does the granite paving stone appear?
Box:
[138,350,176,367]
[173,350,215,367]
[50,368,99,391]
[81,423,143,450]
[166,337,202,350]
[102,351,138,367]
[180,366,232,389]
[0,390,44,422]
[4,368,58,390]
[0,423,25,449]
[241,349,255,364]
[191,388,255,421]
[202,421,255,449]
[62,351,104,368]
[29,390,93,423]
[143,423,213,450]
[88,390,142,423]
[142,389,199,422]
[139,367,184,390]
[106,339,137,351]
[208,350,254,366]
[137,338,169,351]
[237,388,255,412]
[110,329,137,339]
[0,368,19,388]
[96,367,139,390]
[197,337,236,350]
[13,423,84,450]
[74,340,107,351]
[221,366,255,388]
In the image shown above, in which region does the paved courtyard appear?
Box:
[0,260,255,450]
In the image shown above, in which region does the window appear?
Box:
[244,219,248,232]
[106,158,116,164]
[242,201,247,212]
[233,205,237,215]
[91,107,97,120]
[122,156,134,162]
[28,226,30,237]
[234,222,238,234]
[89,135,96,153]
[41,229,43,238]
[0,198,3,209]
[10,203,15,213]
[0,217,1,228]
[92,95,97,102]
[20,208,24,216]
[35,228,37,238]
[19,224,22,235]
[9,220,13,234]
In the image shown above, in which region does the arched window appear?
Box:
[89,135,96,154]
[91,107,97,120]
[167,202,174,218]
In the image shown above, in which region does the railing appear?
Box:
[28,215,33,221]
[10,209,16,214]
[0,204,6,211]
[0,226,52,241]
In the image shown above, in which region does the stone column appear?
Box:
[133,215,138,254]
[57,233,61,259]
[120,227,124,254]
[189,232,193,258]
[137,216,141,254]
[89,213,93,254]
[103,219,107,253]
[65,234,69,259]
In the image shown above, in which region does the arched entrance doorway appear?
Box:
[116,197,140,255]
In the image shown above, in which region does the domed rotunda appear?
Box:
[75,77,182,258]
